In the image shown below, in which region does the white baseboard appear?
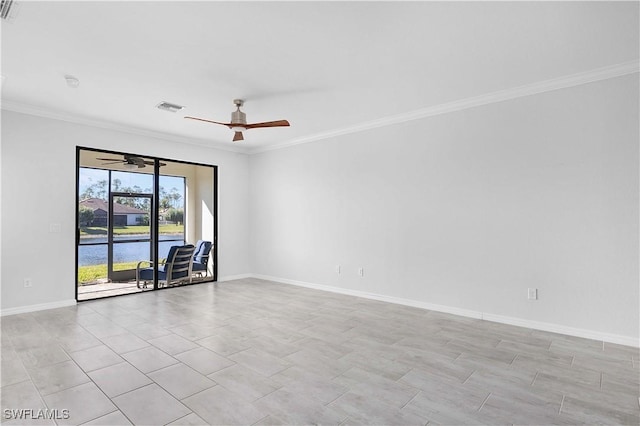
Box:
[480,312,637,347]
[1,299,77,317]
[251,274,639,348]
[217,273,252,282]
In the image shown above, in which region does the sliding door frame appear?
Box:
[75,146,218,301]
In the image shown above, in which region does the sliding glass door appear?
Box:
[76,147,216,301]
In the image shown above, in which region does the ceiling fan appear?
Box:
[184,99,290,142]
[97,154,165,169]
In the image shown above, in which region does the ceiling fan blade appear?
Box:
[100,161,124,165]
[245,120,290,129]
[184,116,232,127]
[96,157,122,161]
[233,132,244,142]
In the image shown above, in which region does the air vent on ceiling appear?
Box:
[156,101,185,113]
[1,0,19,21]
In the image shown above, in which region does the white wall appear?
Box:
[249,74,639,342]
[1,110,251,311]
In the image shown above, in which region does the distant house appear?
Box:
[80,198,148,226]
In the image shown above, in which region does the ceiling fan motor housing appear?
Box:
[231,109,246,125]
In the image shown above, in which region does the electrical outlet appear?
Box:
[335,265,341,274]
[358,267,364,277]
[527,288,537,300]
[49,223,61,233]
[24,278,32,288]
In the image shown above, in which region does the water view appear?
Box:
[78,235,185,266]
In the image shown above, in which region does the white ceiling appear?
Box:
[2,1,638,153]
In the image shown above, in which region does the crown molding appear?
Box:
[2,60,637,156]
[248,60,640,155]
[0,100,249,154]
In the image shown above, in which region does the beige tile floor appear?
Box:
[1,278,638,425]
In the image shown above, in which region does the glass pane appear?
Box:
[111,195,152,272]
[159,175,185,240]
[78,244,108,284]
[113,242,150,271]
[79,167,110,234]
[111,169,154,193]
[110,196,151,239]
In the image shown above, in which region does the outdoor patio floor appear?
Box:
[78,277,213,301]
[78,282,146,301]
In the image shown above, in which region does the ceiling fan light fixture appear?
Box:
[231,126,246,132]
[123,163,138,170]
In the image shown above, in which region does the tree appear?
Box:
[166,208,184,224]
[95,180,108,199]
[80,186,95,200]
[159,186,171,209]
[139,197,150,211]
[169,187,182,208]
[80,179,108,200]
[78,206,94,226]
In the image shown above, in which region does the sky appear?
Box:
[79,167,184,200]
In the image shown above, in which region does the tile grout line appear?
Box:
[477,392,492,412]
[57,345,132,426]
[462,370,475,385]
[67,329,208,425]
[558,395,566,414]
[401,390,422,410]
[510,353,519,365]
[324,387,350,407]
[251,415,271,425]
[530,371,539,386]
[12,354,54,424]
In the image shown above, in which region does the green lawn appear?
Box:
[80,224,183,236]
[78,261,143,283]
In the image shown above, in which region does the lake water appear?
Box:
[78,235,185,266]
